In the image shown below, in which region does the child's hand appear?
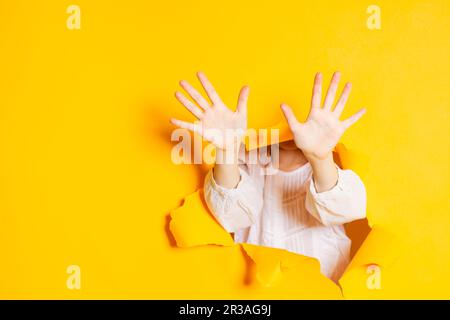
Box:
[171,72,249,152]
[281,72,366,161]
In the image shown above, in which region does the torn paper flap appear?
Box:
[241,243,321,288]
[343,225,406,272]
[169,189,235,247]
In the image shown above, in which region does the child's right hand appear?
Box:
[170,72,249,152]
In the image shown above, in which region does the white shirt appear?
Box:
[203,152,367,282]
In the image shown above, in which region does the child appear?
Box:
[170,72,367,281]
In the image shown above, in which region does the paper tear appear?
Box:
[338,226,407,298]
[335,144,370,181]
[169,189,235,247]
[168,144,403,296]
[241,243,319,287]
[342,225,406,272]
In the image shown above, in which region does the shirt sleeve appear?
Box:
[305,168,367,226]
[203,165,264,233]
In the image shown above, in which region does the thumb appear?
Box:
[280,103,299,130]
[236,85,250,115]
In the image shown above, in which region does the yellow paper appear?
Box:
[0,0,449,299]
[169,190,235,247]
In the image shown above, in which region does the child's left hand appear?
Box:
[280,72,366,161]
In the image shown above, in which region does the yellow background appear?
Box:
[0,0,449,298]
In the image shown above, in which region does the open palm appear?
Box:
[170,72,249,151]
[281,72,366,160]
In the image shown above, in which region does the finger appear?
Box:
[170,118,203,136]
[236,85,250,115]
[179,80,210,110]
[341,108,366,130]
[333,82,352,117]
[196,72,223,105]
[280,103,300,130]
[323,71,341,111]
[175,91,204,120]
[311,72,323,109]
